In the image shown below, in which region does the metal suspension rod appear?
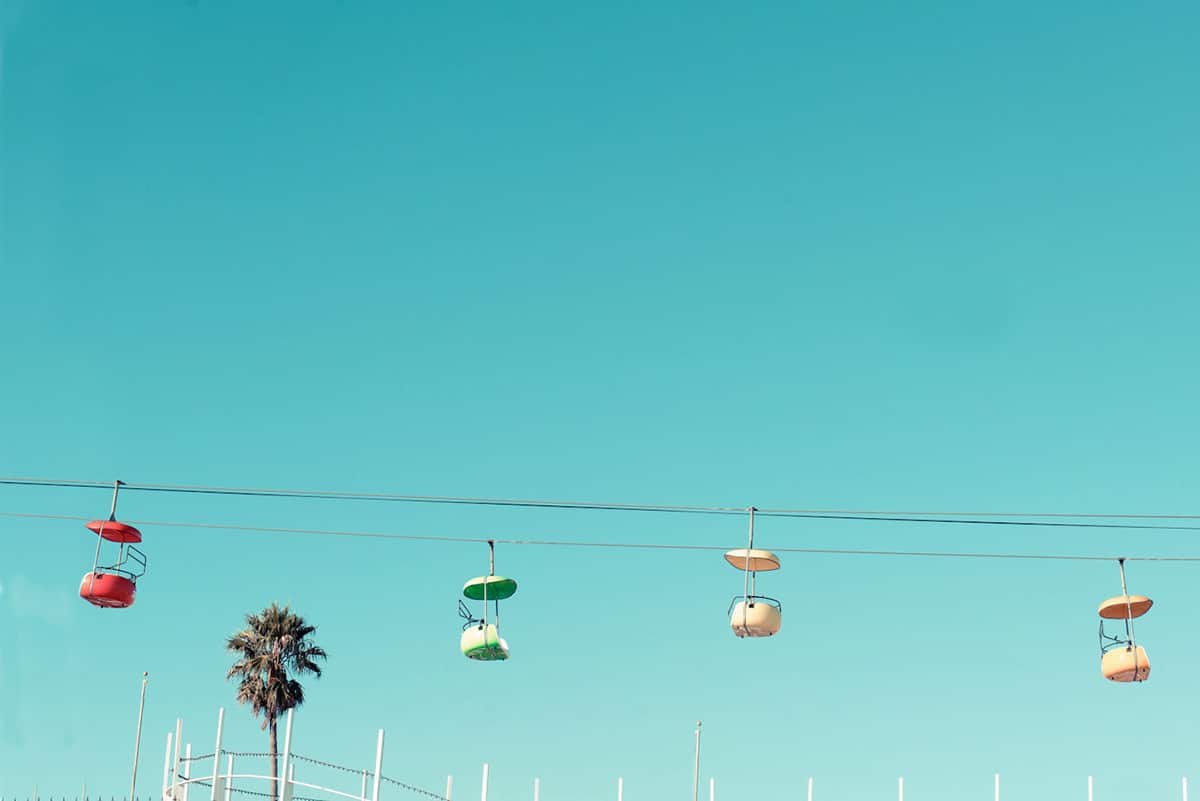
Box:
[742,507,756,601]
[485,540,495,628]
[90,522,105,574]
[109,480,124,520]
[1119,558,1135,643]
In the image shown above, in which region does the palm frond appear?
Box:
[226,602,327,723]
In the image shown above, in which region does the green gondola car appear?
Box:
[458,542,516,661]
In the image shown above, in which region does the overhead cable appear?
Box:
[2,477,1199,530]
[3,510,1199,562]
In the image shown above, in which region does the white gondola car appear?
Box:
[724,509,783,638]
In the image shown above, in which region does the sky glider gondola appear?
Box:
[726,507,782,638]
[1098,558,1151,683]
[459,540,516,661]
[80,480,146,609]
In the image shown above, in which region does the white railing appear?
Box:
[162,710,391,801]
[160,712,1191,801]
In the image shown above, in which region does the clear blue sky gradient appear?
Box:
[3,1,1199,798]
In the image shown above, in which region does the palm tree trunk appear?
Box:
[269,716,279,801]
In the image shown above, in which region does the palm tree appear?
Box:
[226,603,327,801]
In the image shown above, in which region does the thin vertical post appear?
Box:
[210,709,225,801]
[172,720,183,789]
[162,733,173,795]
[807,778,813,801]
[361,772,368,801]
[182,744,192,801]
[898,777,903,801]
[128,673,147,801]
[480,764,489,801]
[371,730,385,801]
[280,709,294,790]
[531,778,536,801]
[709,777,714,801]
[224,755,234,801]
[1088,776,1094,801]
[1183,777,1189,801]
[692,722,702,801]
[995,773,1000,801]
[446,777,454,801]
[617,777,623,801]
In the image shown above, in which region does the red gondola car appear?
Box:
[80,481,146,608]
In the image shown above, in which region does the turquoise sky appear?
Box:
[2,0,1199,799]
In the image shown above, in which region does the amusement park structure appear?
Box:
[159,708,435,801]
[151,709,1193,801]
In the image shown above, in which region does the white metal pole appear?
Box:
[447,776,454,801]
[371,730,385,801]
[1184,777,1189,801]
[224,755,234,801]
[1088,776,1094,801]
[709,777,714,801]
[210,708,225,801]
[898,777,903,801]
[807,777,813,801]
[995,773,1000,801]
[280,709,295,792]
[531,778,537,801]
[618,777,623,801]
[692,722,702,801]
[130,673,149,801]
[481,764,490,801]
[173,719,183,789]
[163,732,173,795]
[361,771,368,801]
[182,744,192,801]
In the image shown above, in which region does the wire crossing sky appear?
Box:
[6,478,1200,540]
[5,475,1200,519]
[6,507,1200,562]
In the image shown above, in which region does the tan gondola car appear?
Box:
[725,547,783,637]
[1098,593,1152,682]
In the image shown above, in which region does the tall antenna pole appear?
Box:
[692,722,702,801]
[129,673,149,801]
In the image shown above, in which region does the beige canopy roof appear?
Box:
[1098,594,1153,620]
[724,548,781,572]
